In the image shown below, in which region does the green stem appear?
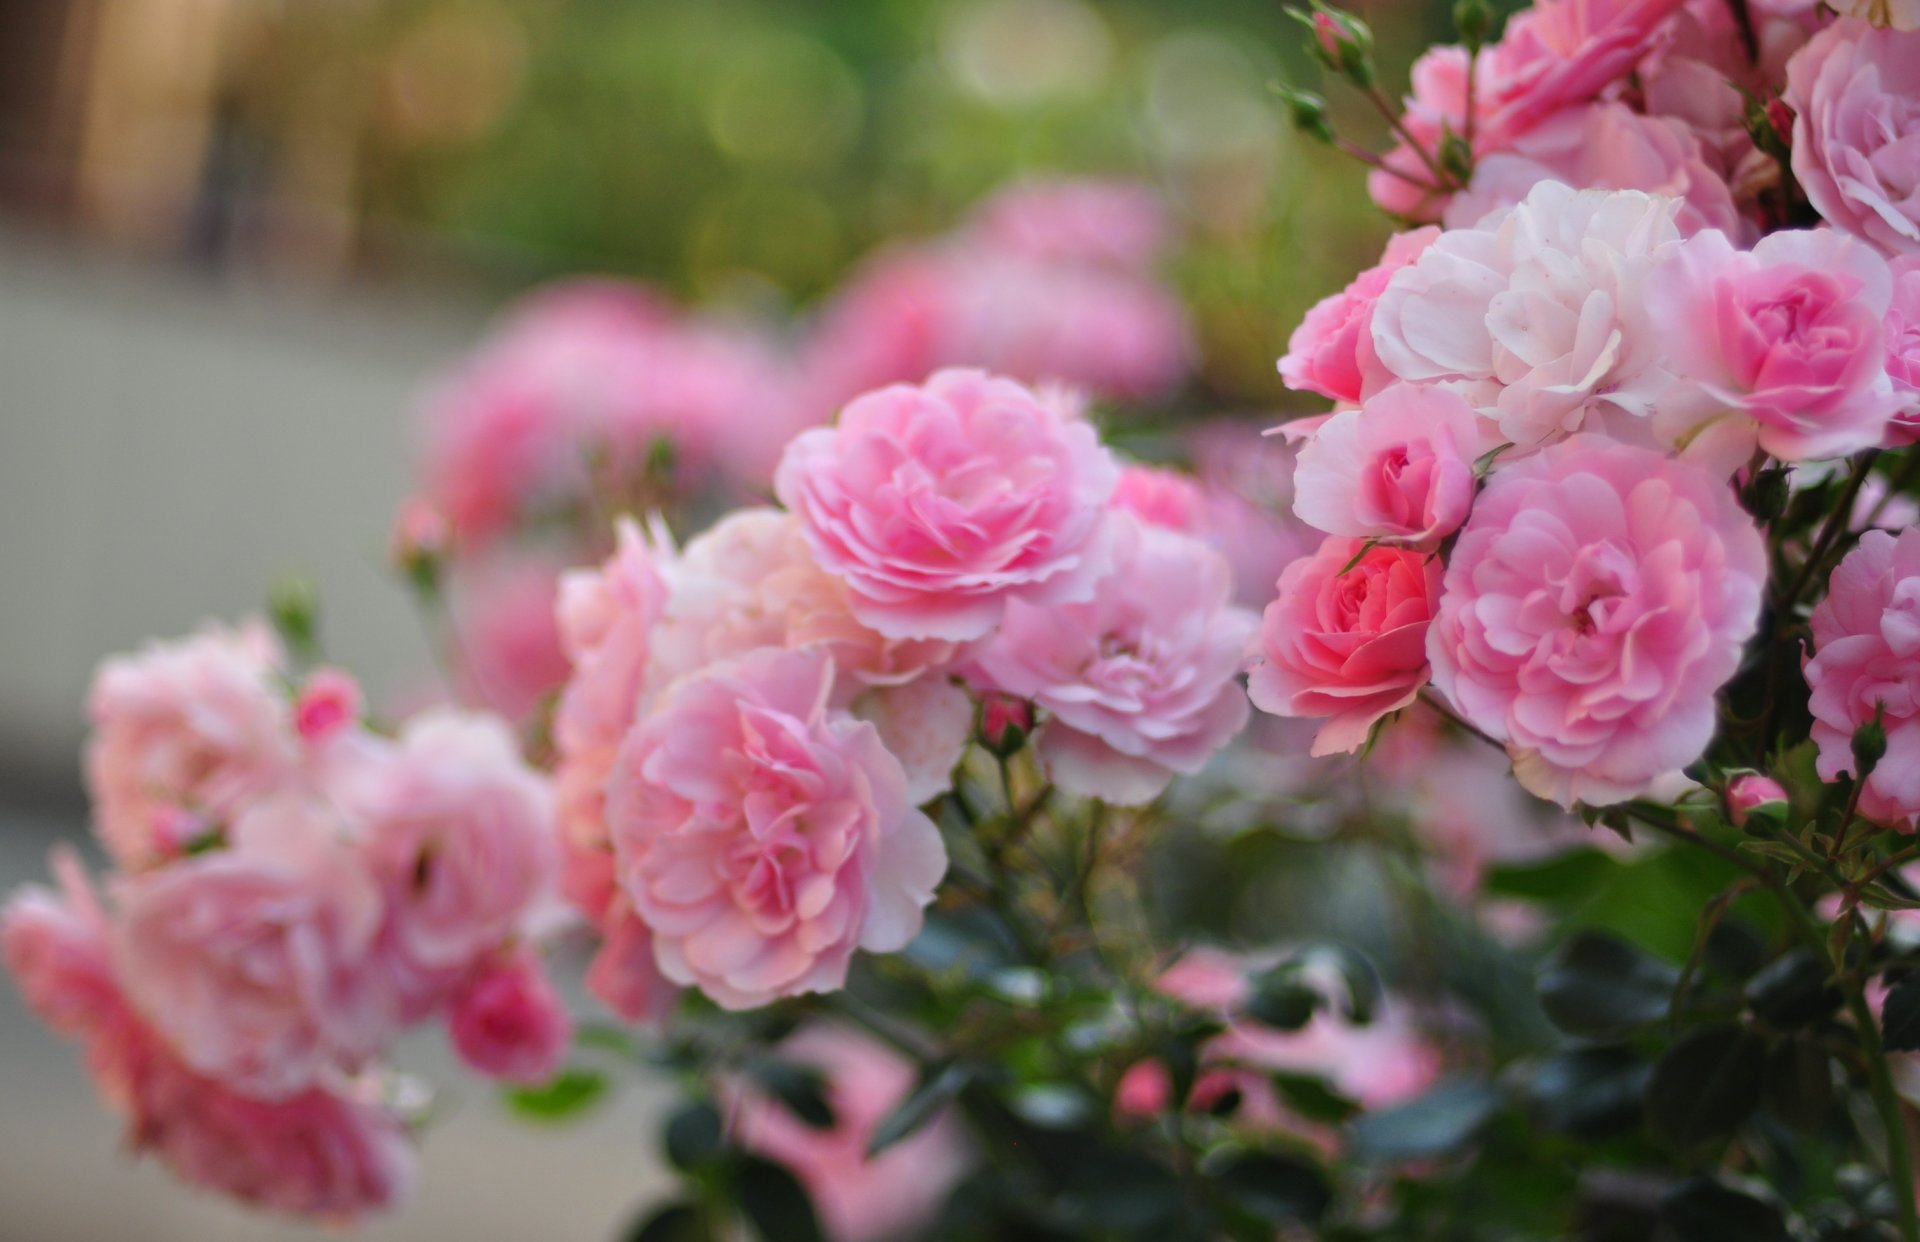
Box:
[1781,451,1879,609]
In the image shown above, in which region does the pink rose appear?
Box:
[449,554,574,724]
[447,950,572,1084]
[1428,436,1766,806]
[85,620,294,869]
[585,898,682,1023]
[970,177,1170,270]
[1186,422,1323,607]
[1112,463,1206,532]
[845,674,975,805]
[970,515,1257,804]
[1807,528,1920,829]
[1446,103,1747,240]
[115,795,387,1098]
[361,711,556,1010]
[1885,255,1920,439]
[776,369,1119,641]
[1291,383,1496,545]
[1647,226,1898,461]
[4,848,135,1067]
[1785,23,1920,257]
[730,1024,973,1242]
[1247,537,1443,757]
[605,647,947,1010]
[1279,228,1442,405]
[1372,183,1684,450]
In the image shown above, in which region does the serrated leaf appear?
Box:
[1644,1023,1766,1148]
[867,1062,972,1158]
[734,1156,824,1242]
[1213,1150,1331,1224]
[505,1068,608,1123]
[1744,950,1841,1028]
[664,1101,726,1172]
[1526,1047,1651,1140]
[1538,931,1679,1039]
[1269,1071,1360,1124]
[1348,1078,1500,1164]
[626,1202,714,1242]
[749,1060,837,1131]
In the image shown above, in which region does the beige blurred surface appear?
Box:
[0,235,674,1240]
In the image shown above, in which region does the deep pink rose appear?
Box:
[114,794,387,1098]
[1247,537,1443,757]
[1785,23,1920,257]
[447,950,572,1084]
[970,177,1170,270]
[360,711,556,1013]
[1648,226,1898,460]
[731,1024,973,1242]
[1428,436,1766,807]
[605,647,947,1010]
[85,620,294,869]
[970,515,1257,804]
[1279,227,1442,404]
[1885,255,1920,439]
[1291,383,1496,545]
[1807,528,1920,829]
[776,369,1119,641]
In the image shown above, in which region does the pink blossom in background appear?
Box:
[1428,436,1767,807]
[1112,463,1206,532]
[359,711,556,1015]
[1371,183,1683,451]
[1648,227,1898,461]
[448,554,573,724]
[447,950,572,1084]
[970,177,1170,270]
[1291,383,1496,545]
[1785,23,1920,258]
[1247,536,1442,758]
[1884,256,1920,438]
[605,647,947,1009]
[776,369,1119,642]
[115,794,388,1099]
[1446,103,1747,239]
[5,849,139,1072]
[730,1024,973,1242]
[1186,422,1321,607]
[1807,528,1920,829]
[85,620,294,870]
[970,514,1257,804]
[1279,227,1441,405]
[1641,0,1819,188]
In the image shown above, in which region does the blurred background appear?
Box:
[0,0,1442,1236]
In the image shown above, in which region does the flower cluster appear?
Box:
[556,367,1259,1012]
[3,623,565,1220]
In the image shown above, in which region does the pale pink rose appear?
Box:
[447,950,572,1084]
[115,795,387,1098]
[1726,772,1790,826]
[131,1061,416,1223]
[1372,183,1684,449]
[1291,383,1496,545]
[360,711,556,1011]
[1428,436,1767,807]
[605,647,947,1010]
[1642,0,1818,184]
[1807,528,1920,829]
[970,177,1170,270]
[448,554,573,724]
[85,620,294,869]
[730,1024,972,1242]
[1112,463,1205,532]
[848,675,975,804]
[584,898,681,1023]
[1447,103,1747,239]
[1280,228,1443,404]
[970,516,1256,804]
[4,848,136,1071]
[1823,0,1920,28]
[1785,23,1920,257]
[1885,256,1920,439]
[1247,537,1443,758]
[1648,226,1899,461]
[776,369,1119,642]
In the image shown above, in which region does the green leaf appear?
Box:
[1348,1078,1500,1164]
[1526,1047,1652,1140]
[1484,848,1616,903]
[734,1156,824,1242]
[1269,1071,1360,1125]
[664,1101,727,1173]
[1537,931,1679,1039]
[1764,1034,1833,1133]
[625,1202,714,1242]
[505,1068,609,1123]
[867,1062,971,1158]
[1657,1177,1788,1242]
[1243,972,1319,1031]
[1743,949,1841,1028]
[748,1060,837,1131]
[1882,973,1920,1052]
[1212,1150,1331,1225]
[1644,1022,1767,1148]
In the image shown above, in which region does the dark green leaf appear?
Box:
[1484,848,1616,902]
[1883,974,1920,1052]
[504,1068,608,1123]
[1212,1150,1331,1224]
[1269,1071,1360,1125]
[1244,973,1319,1031]
[626,1202,714,1242]
[1744,949,1841,1028]
[1538,931,1679,1039]
[1644,1023,1767,1148]
[1764,1034,1833,1133]
[749,1060,837,1131]
[867,1062,971,1158]
[1057,1147,1186,1233]
[734,1156,824,1242]
[1527,1047,1652,1140]
[1348,1079,1500,1164]
[664,1101,727,1173]
[1656,1177,1788,1242]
